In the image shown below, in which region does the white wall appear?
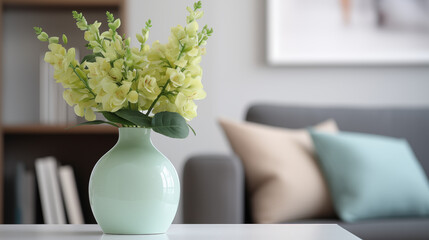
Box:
[127,0,429,223]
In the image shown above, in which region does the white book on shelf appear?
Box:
[35,157,66,224]
[45,157,66,224]
[59,165,84,224]
[35,157,54,223]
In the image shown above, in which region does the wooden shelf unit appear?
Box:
[0,0,126,224]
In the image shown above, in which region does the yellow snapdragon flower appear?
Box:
[175,92,197,121]
[36,1,212,126]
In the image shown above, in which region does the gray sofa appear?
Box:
[183,104,429,240]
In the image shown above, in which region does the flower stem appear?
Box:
[69,64,96,98]
[145,79,171,117]
[177,41,186,60]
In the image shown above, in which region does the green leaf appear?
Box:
[194,1,202,11]
[81,52,104,64]
[67,120,119,129]
[106,11,114,23]
[102,111,134,126]
[72,11,82,21]
[145,19,152,29]
[187,124,196,136]
[34,27,42,35]
[152,112,189,139]
[115,109,152,127]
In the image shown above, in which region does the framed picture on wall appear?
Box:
[267,0,429,65]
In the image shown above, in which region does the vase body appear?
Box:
[89,128,180,234]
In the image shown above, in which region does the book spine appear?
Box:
[59,166,84,224]
[14,162,25,224]
[35,158,55,224]
[44,157,66,224]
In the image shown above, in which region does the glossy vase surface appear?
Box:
[89,128,180,234]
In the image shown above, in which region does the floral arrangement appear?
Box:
[34,1,212,138]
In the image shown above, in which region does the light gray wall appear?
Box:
[127,0,429,223]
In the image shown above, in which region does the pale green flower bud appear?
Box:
[48,37,59,44]
[113,19,121,29]
[102,81,118,94]
[88,24,100,36]
[187,47,199,57]
[66,48,76,63]
[76,20,87,30]
[74,67,86,80]
[186,21,199,37]
[113,39,122,52]
[84,108,96,121]
[113,59,124,69]
[142,44,150,52]
[175,59,188,68]
[125,37,130,46]
[136,34,144,43]
[37,32,49,41]
[171,25,186,40]
[89,41,98,48]
[62,34,68,44]
[175,92,197,121]
[84,31,96,41]
[195,11,204,20]
[93,46,103,53]
[109,68,122,81]
[74,104,84,117]
[127,91,138,103]
[167,68,186,87]
[101,31,113,39]
[142,29,149,41]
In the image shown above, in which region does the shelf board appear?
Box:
[2,0,124,8]
[3,124,118,134]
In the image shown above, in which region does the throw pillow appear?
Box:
[310,130,429,222]
[219,118,338,223]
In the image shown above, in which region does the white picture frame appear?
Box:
[267,0,429,66]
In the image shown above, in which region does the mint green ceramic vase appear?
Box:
[89,128,180,235]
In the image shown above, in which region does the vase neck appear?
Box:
[118,128,152,147]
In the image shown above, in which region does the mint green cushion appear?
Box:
[310,130,429,222]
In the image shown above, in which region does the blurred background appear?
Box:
[1,0,429,224]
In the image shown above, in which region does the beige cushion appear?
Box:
[219,118,338,223]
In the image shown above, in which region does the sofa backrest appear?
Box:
[246,104,429,176]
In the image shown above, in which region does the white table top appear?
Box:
[0,224,360,240]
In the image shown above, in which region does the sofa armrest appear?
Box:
[183,154,244,223]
